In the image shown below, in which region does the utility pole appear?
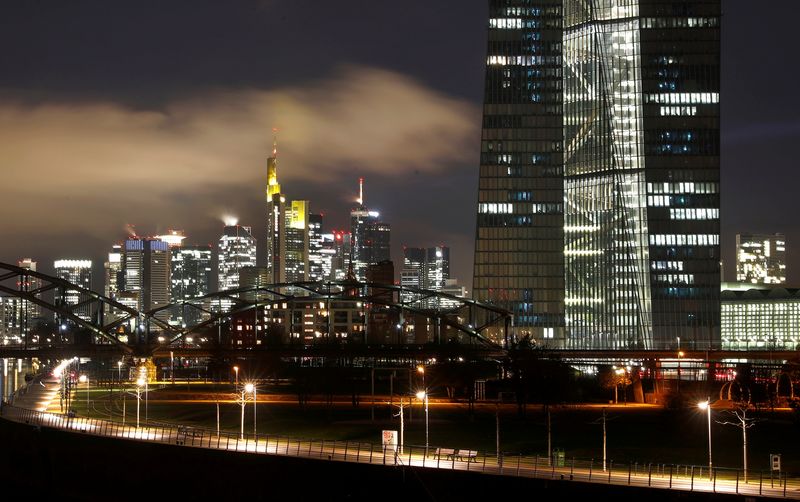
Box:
[547,405,552,464]
[496,401,501,465]
[603,408,607,471]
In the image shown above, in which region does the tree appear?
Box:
[716,384,759,482]
[599,366,632,404]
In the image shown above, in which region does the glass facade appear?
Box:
[722,287,800,350]
[475,0,720,349]
[474,0,565,345]
[170,244,212,326]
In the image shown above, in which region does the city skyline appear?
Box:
[1,1,799,291]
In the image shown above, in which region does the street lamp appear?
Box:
[416,390,428,456]
[233,366,239,387]
[135,377,145,428]
[79,374,89,417]
[699,399,712,479]
[241,382,254,440]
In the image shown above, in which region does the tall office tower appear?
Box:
[104,245,122,300]
[122,238,171,320]
[308,214,335,282]
[401,247,426,298]
[218,225,257,294]
[265,138,287,283]
[350,178,391,280]
[475,0,721,349]
[285,200,310,282]
[736,233,786,284]
[330,230,352,281]
[474,2,565,345]
[171,244,212,325]
[16,258,41,328]
[54,259,93,322]
[425,246,450,290]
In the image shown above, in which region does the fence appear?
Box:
[1,404,797,499]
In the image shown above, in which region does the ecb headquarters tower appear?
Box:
[473,0,720,350]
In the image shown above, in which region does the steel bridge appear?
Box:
[0,261,510,360]
[1,261,798,369]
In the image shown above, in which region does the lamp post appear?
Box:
[252,383,257,436]
[79,374,89,417]
[233,366,239,387]
[699,399,712,479]
[416,390,429,456]
[135,378,145,428]
[241,383,254,440]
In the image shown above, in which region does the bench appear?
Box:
[175,426,204,445]
[455,450,478,462]
[433,447,456,460]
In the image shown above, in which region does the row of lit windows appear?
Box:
[646,92,718,105]
[477,202,561,215]
[669,208,719,220]
[648,195,717,207]
[649,234,719,246]
[660,106,697,116]
[651,260,684,271]
[653,273,694,285]
[487,55,562,66]
[640,17,719,30]
[647,182,718,194]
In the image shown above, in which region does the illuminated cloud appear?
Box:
[0,65,478,241]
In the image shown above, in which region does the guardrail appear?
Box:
[1,404,797,499]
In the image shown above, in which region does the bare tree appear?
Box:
[716,387,759,482]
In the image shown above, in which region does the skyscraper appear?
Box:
[171,244,213,325]
[54,259,93,322]
[736,233,786,284]
[265,138,287,284]
[16,258,41,327]
[401,247,426,297]
[122,238,171,320]
[285,200,310,282]
[264,138,311,283]
[475,0,721,349]
[218,225,257,293]
[104,244,122,301]
[426,246,450,290]
[350,178,391,280]
[330,230,352,281]
[308,213,336,282]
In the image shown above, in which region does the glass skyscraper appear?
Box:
[475,0,720,349]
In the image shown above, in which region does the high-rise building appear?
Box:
[218,225,257,294]
[16,258,41,328]
[425,246,450,290]
[285,200,310,282]
[350,178,391,280]
[54,259,93,322]
[474,0,720,349]
[122,238,171,320]
[171,244,212,325]
[330,230,352,281]
[736,233,786,284]
[308,214,335,282]
[401,247,426,301]
[264,138,311,283]
[104,244,122,300]
[265,139,286,284]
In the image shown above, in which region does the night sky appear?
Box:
[1,1,797,289]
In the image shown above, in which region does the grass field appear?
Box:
[66,382,800,473]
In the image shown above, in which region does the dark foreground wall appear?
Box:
[0,418,748,502]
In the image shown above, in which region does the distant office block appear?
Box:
[736,233,786,284]
[54,259,93,322]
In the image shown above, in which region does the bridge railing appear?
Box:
[1,404,797,499]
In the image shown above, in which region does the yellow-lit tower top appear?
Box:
[266,132,281,199]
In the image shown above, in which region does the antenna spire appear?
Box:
[272,127,278,157]
[358,177,364,206]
